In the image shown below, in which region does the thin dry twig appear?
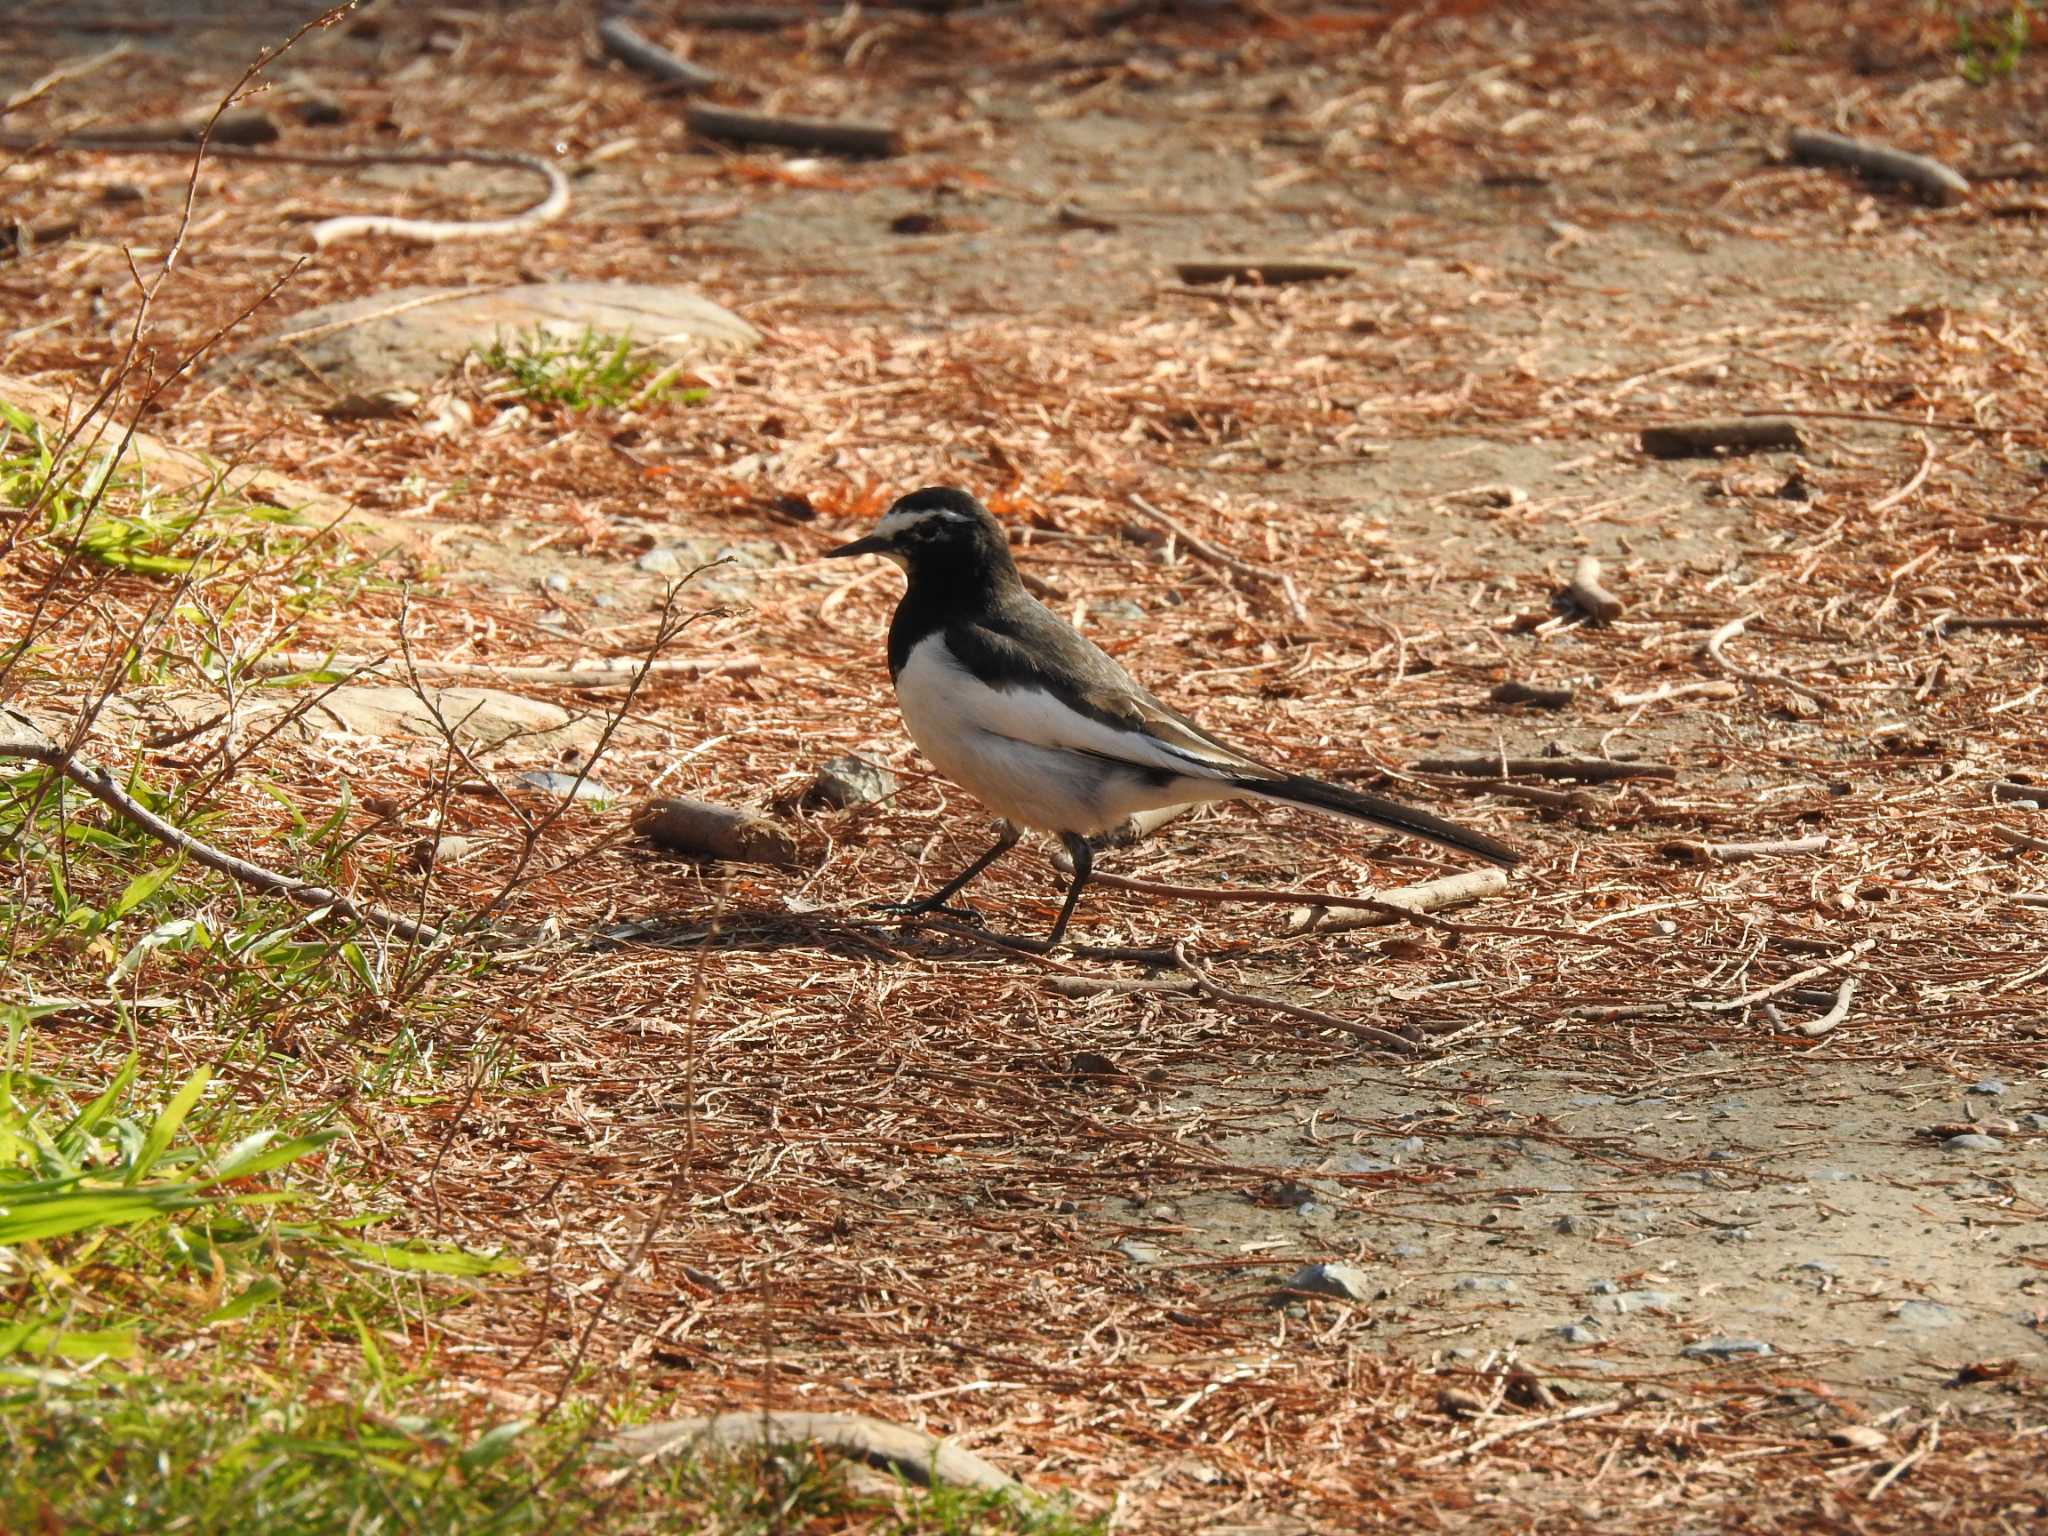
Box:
[1705,615,1833,710]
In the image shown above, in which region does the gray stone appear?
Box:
[1807,1167,1858,1182]
[1682,1337,1772,1361]
[217,282,760,399]
[1389,1242,1426,1260]
[1277,1263,1374,1303]
[2026,1114,2048,1132]
[603,1411,1024,1496]
[1392,1136,1426,1156]
[1967,1079,2007,1096]
[1342,1155,1394,1174]
[1456,1276,1517,1294]
[807,755,897,810]
[1794,1260,1836,1276]
[542,572,570,592]
[1891,1300,1961,1329]
[1554,1214,1598,1236]
[1944,1134,2003,1152]
[1114,1238,1163,1266]
[1566,1093,1616,1108]
[1555,1323,1601,1344]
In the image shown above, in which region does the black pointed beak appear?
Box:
[826,534,892,559]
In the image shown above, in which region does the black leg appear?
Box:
[1040,832,1094,950]
[878,821,1021,916]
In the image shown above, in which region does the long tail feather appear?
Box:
[1238,774,1522,868]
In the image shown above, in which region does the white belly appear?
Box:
[893,635,1233,835]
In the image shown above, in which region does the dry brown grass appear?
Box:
[4,2,2046,1529]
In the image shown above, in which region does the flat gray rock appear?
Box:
[603,1411,1023,1496]
[217,282,760,397]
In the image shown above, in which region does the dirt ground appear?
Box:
[6,1,2048,1530]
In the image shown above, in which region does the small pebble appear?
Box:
[514,769,613,801]
[1115,1238,1164,1266]
[1566,1093,1616,1108]
[1944,1133,2003,1153]
[2024,1114,2048,1132]
[1555,1323,1600,1344]
[1343,1156,1395,1174]
[1682,1337,1773,1361]
[542,571,570,592]
[1891,1300,1961,1329]
[1807,1167,1858,1183]
[1389,1242,1426,1261]
[1554,1214,1598,1236]
[1967,1079,2007,1097]
[1456,1276,1517,1294]
[1392,1136,1426,1156]
[1794,1260,1836,1276]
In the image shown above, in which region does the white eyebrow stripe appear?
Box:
[875,505,970,537]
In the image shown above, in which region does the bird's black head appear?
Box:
[826,486,1019,590]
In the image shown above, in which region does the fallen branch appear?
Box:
[1798,974,1860,1037]
[248,652,763,686]
[1416,1398,1626,1469]
[1126,492,1308,622]
[597,16,719,92]
[1411,755,1676,784]
[1705,615,1833,710]
[1990,824,2048,854]
[1610,680,1738,708]
[1640,417,1803,459]
[1789,129,1970,208]
[1172,256,1360,284]
[683,102,903,157]
[0,707,441,944]
[1869,432,1935,514]
[1286,866,1511,936]
[1659,834,1830,864]
[1695,936,1876,1014]
[1169,944,1419,1054]
[1561,555,1623,625]
[1418,776,1599,814]
[0,137,570,247]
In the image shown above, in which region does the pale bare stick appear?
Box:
[1412,755,1675,784]
[1610,680,1737,708]
[1869,433,1935,514]
[1705,615,1833,710]
[1798,974,1860,1037]
[0,137,569,248]
[1696,937,1875,1014]
[1286,866,1511,936]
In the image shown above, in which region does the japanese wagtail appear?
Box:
[827,486,1521,950]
